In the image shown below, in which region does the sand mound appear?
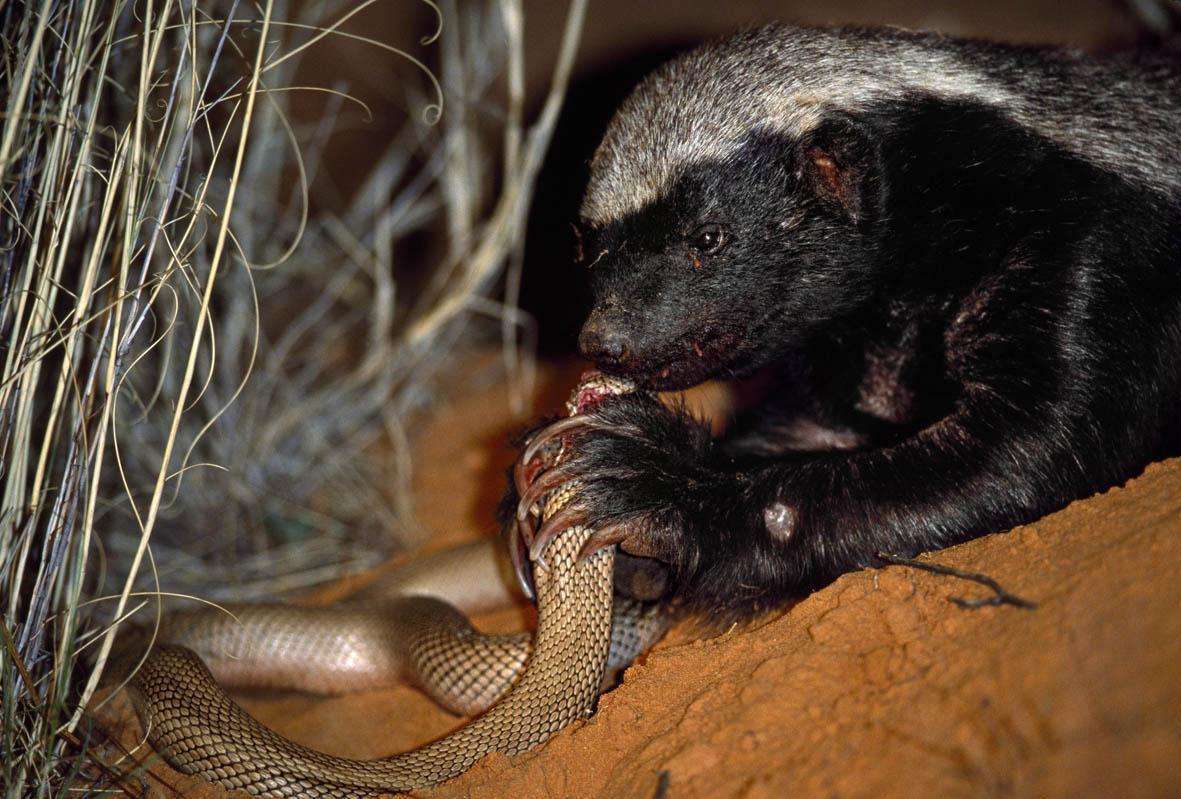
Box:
[103,368,1181,798]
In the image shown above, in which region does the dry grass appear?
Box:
[0,0,586,794]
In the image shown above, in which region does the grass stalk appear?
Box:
[0,1,586,793]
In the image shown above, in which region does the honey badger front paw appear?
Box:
[509,392,714,596]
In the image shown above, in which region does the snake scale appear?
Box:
[126,373,667,797]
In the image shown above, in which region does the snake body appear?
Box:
[126,374,666,797]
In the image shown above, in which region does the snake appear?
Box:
[125,373,668,798]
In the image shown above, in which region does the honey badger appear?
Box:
[508,24,1181,619]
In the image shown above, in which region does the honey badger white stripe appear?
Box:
[581,24,1181,225]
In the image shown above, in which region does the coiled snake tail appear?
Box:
[126,373,666,797]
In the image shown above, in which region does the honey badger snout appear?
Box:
[578,306,636,370]
[577,289,720,390]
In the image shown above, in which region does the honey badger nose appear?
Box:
[579,315,633,368]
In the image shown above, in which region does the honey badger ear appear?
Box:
[797,113,882,226]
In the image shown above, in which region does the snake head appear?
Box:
[567,370,636,415]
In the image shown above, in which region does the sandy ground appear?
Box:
[102,362,1181,798]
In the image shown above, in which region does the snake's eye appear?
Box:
[691,223,727,255]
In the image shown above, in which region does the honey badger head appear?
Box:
[575,27,907,390]
[574,24,1046,390]
[577,123,889,390]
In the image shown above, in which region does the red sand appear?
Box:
[103,363,1181,798]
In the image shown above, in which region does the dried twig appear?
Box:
[876,552,1038,610]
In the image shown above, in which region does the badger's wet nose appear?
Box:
[578,318,632,369]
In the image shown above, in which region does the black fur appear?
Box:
[515,27,1181,620]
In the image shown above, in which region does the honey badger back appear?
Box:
[581,26,1181,226]
[514,24,1181,618]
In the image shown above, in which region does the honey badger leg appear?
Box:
[548,389,1070,618]
[678,392,1072,615]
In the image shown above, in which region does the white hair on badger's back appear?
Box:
[580,24,1181,226]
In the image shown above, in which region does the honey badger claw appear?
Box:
[513,415,609,498]
[528,503,591,566]
[576,521,633,563]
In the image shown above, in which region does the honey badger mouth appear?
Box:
[603,325,748,391]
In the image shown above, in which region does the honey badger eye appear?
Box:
[691,224,727,254]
